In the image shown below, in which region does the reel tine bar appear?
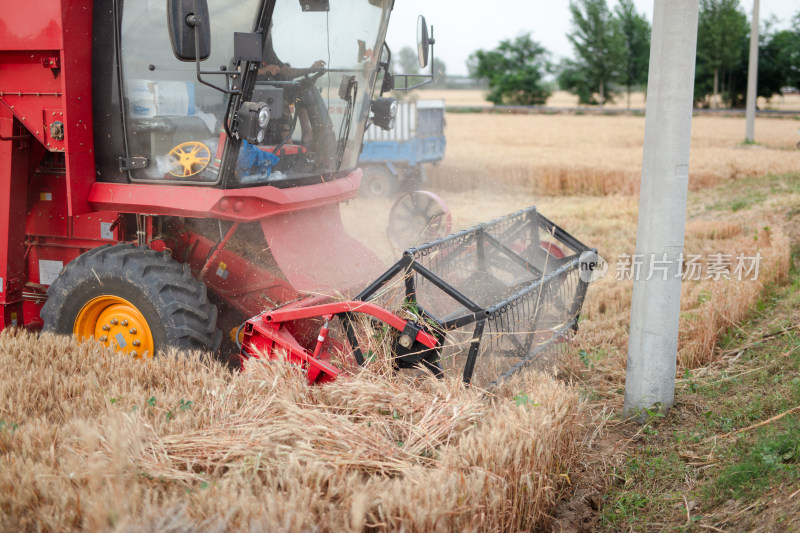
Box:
[359,206,595,385]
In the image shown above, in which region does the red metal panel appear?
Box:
[167,229,299,318]
[0,304,23,329]
[0,111,30,328]
[61,0,95,217]
[261,202,385,295]
[26,243,81,286]
[22,300,44,330]
[0,0,96,217]
[0,51,63,147]
[70,211,122,242]
[0,2,63,50]
[26,173,69,237]
[88,169,364,221]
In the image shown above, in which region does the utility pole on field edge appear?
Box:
[624,0,699,419]
[745,0,760,143]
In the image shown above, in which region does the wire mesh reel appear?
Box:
[386,190,452,249]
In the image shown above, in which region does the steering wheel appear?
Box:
[167,141,211,178]
[288,67,326,90]
[291,66,325,78]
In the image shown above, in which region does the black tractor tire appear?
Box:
[42,243,221,355]
[360,165,397,198]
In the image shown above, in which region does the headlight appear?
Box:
[258,106,270,128]
[237,101,271,144]
[371,97,399,131]
[371,97,397,117]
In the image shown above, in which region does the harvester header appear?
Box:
[242,207,592,386]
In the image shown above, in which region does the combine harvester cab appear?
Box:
[242,207,594,387]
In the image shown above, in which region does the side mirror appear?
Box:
[168,0,211,62]
[381,17,436,95]
[417,15,432,68]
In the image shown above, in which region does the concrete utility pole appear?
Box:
[745,0,760,143]
[624,0,699,417]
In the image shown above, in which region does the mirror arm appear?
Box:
[392,74,432,91]
[381,41,392,70]
[393,26,435,92]
[192,15,242,95]
[378,42,393,96]
[222,92,236,140]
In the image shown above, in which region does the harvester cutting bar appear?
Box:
[241,300,440,384]
[241,206,594,386]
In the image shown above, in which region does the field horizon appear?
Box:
[413,89,800,113]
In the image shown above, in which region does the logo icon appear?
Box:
[579,251,608,283]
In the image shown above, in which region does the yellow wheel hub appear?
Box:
[168,141,211,178]
[73,296,154,358]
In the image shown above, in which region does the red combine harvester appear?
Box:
[0,0,593,386]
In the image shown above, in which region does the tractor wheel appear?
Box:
[41,244,221,357]
[360,166,396,198]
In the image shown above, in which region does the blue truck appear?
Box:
[359,99,446,197]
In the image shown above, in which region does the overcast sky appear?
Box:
[385,0,800,76]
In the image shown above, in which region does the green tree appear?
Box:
[431,58,447,88]
[695,0,749,108]
[467,34,552,105]
[614,0,651,108]
[395,46,420,75]
[556,59,594,104]
[393,46,426,93]
[562,0,625,105]
[757,15,800,99]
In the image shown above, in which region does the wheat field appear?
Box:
[4,98,799,530]
[421,89,800,112]
[425,112,800,195]
[0,331,582,532]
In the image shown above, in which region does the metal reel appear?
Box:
[386,190,452,249]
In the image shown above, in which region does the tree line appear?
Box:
[464,0,800,109]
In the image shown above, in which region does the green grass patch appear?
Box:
[708,416,800,502]
[596,240,800,531]
[598,491,651,529]
[704,173,800,212]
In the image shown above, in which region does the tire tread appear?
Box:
[42,244,220,354]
